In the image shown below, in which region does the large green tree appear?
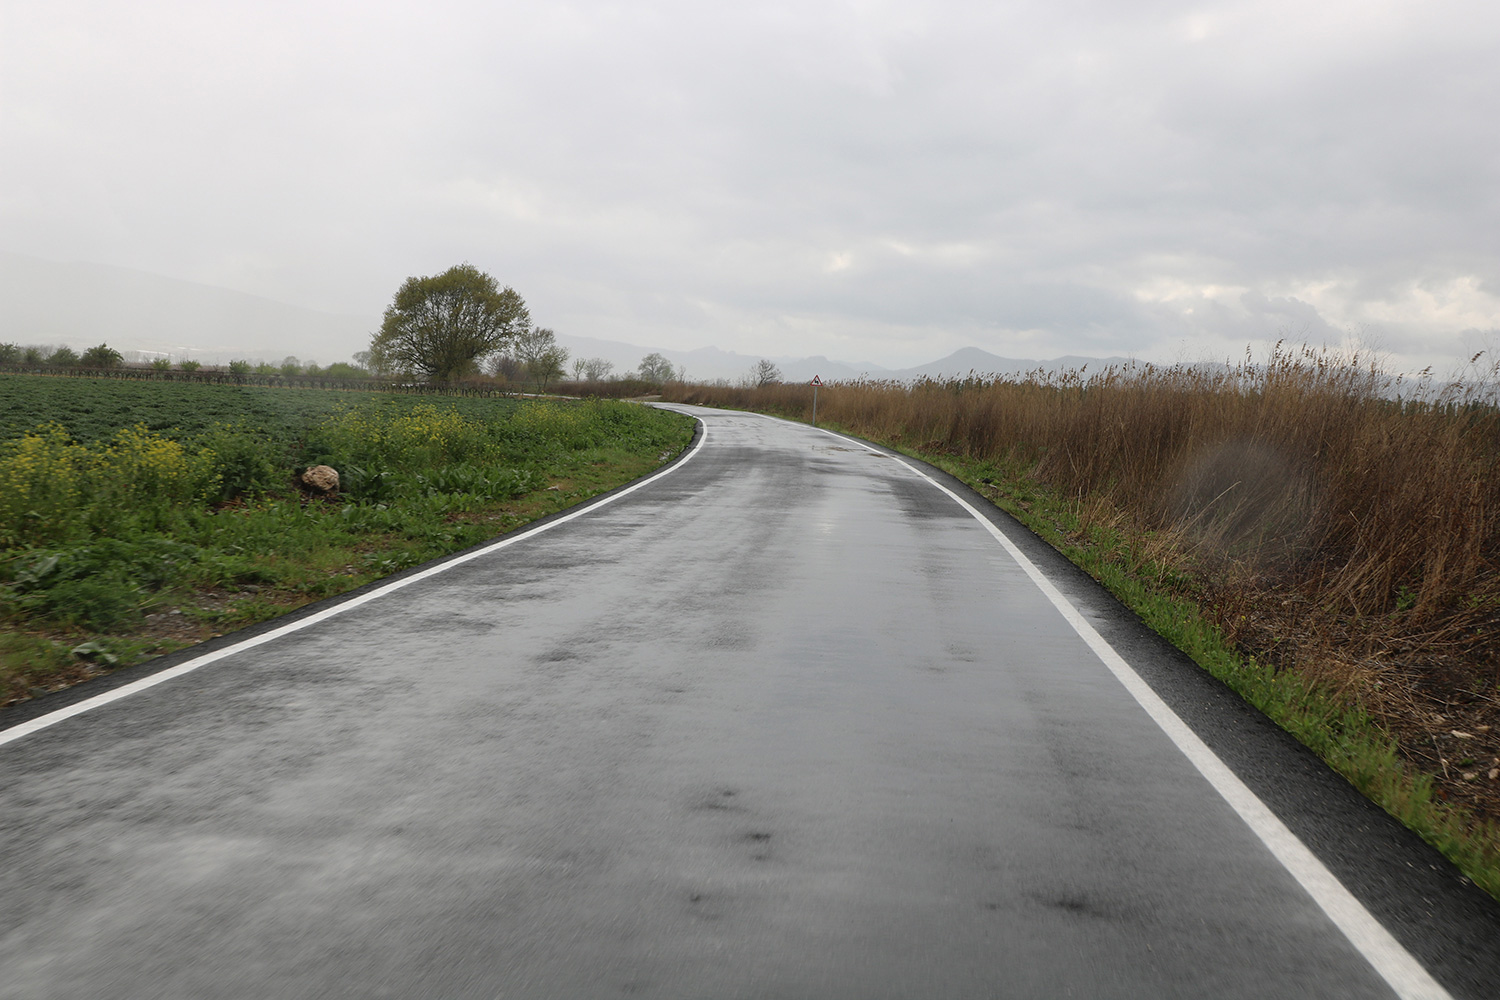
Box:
[369,264,529,381]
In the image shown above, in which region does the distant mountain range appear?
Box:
[0,251,1135,381]
[550,332,888,384]
[556,336,1135,384]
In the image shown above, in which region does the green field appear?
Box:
[0,372,520,443]
[0,374,695,706]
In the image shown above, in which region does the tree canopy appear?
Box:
[369,264,529,381]
[572,356,614,382]
[513,326,569,392]
[80,343,123,368]
[636,352,678,384]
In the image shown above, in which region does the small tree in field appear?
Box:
[352,350,387,377]
[368,263,529,380]
[487,353,522,382]
[751,359,782,386]
[637,352,677,385]
[514,327,569,392]
[47,346,79,367]
[179,360,201,372]
[80,343,123,368]
[573,357,614,381]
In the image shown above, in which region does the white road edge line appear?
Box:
[801,420,1452,1000]
[0,418,711,751]
[4,403,1453,998]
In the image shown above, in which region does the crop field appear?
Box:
[0,372,523,443]
[665,347,1500,897]
[0,374,694,707]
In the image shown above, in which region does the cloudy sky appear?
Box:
[3,0,1496,373]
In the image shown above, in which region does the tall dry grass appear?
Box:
[671,347,1499,624]
[666,347,1500,804]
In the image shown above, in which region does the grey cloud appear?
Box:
[1,0,1495,373]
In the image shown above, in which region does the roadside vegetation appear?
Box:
[0,343,682,399]
[0,265,694,705]
[664,345,1500,898]
[0,376,694,707]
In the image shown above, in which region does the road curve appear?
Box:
[2,405,1498,999]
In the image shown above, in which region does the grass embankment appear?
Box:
[664,348,1500,897]
[0,377,694,705]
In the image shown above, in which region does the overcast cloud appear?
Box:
[3,0,1496,373]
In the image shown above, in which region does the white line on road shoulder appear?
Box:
[0,418,710,750]
[802,420,1452,1000]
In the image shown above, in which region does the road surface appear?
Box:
[2,405,1498,999]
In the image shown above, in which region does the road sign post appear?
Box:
[810,375,823,425]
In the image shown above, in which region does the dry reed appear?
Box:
[665,345,1500,823]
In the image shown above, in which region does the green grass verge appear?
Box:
[2,396,695,706]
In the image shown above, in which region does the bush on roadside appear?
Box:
[0,424,220,547]
[0,396,693,695]
[197,423,284,499]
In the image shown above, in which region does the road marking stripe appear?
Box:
[5,403,1452,998]
[0,421,711,749]
[804,420,1452,1000]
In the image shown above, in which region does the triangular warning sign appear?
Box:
[810,375,824,386]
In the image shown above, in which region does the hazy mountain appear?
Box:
[877,347,1138,381]
[554,337,1142,384]
[0,251,374,365]
[553,333,886,383]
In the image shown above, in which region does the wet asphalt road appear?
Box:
[2,405,1498,999]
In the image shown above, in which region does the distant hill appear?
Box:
[0,251,374,365]
[553,333,886,384]
[551,339,1138,384]
[0,252,1138,380]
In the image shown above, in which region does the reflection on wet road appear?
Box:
[0,406,1471,998]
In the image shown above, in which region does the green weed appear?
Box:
[1,391,694,706]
